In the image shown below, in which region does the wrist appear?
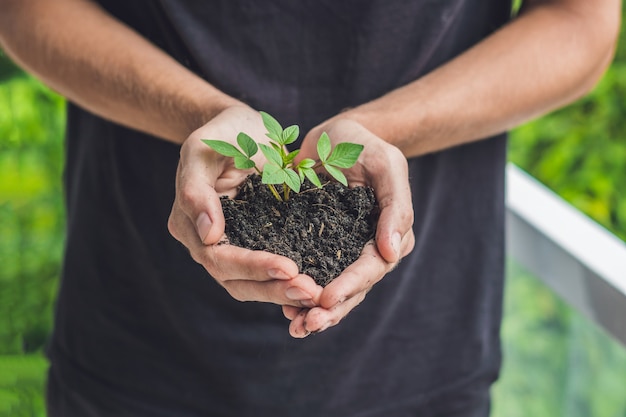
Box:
[339,100,408,149]
[342,88,434,158]
[183,93,245,143]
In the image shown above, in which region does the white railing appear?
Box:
[506,164,626,347]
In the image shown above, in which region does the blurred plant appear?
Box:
[508,21,626,241]
[0,68,65,357]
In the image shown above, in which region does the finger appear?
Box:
[319,233,415,309]
[305,121,415,263]
[366,146,414,264]
[289,308,311,338]
[318,241,388,309]
[171,203,325,307]
[290,290,367,335]
[310,231,414,324]
[282,305,302,320]
[202,243,302,282]
[222,274,323,306]
[169,207,300,282]
[401,228,416,259]
[168,200,226,259]
[174,157,227,246]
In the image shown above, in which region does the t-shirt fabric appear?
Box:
[46,1,511,416]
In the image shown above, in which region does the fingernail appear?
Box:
[392,232,401,257]
[269,269,290,280]
[300,299,316,308]
[195,212,212,243]
[285,287,312,301]
[313,322,332,334]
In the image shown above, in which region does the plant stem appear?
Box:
[254,166,282,201]
[268,184,283,202]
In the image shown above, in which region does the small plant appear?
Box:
[202,111,364,201]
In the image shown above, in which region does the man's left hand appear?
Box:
[283,118,415,337]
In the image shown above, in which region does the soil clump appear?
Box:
[221,174,378,286]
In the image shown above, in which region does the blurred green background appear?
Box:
[1,11,626,415]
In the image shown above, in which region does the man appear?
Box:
[0,0,619,415]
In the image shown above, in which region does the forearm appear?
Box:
[346,0,621,158]
[0,0,240,144]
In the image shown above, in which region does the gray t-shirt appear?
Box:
[47,1,511,416]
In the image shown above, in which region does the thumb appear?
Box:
[375,203,411,264]
[175,161,226,245]
[190,186,225,245]
[195,210,222,245]
[370,151,414,264]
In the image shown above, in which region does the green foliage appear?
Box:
[0,74,65,356]
[508,15,626,242]
[492,264,626,417]
[0,355,48,417]
[0,50,23,83]
[0,51,65,416]
[203,111,363,201]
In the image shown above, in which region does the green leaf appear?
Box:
[233,156,256,170]
[284,149,300,164]
[284,169,301,193]
[317,132,331,162]
[262,164,287,185]
[259,143,283,167]
[297,158,316,169]
[301,167,323,188]
[266,132,282,144]
[237,132,258,158]
[282,125,300,145]
[260,111,283,141]
[327,143,364,168]
[201,139,244,158]
[270,142,284,154]
[324,164,348,186]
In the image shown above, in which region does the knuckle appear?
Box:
[166,213,180,240]
[225,285,248,302]
[367,154,387,173]
[179,185,198,209]
[328,317,340,327]
[400,207,415,227]
[188,248,207,266]
[189,246,219,274]
[403,239,415,256]
[404,233,416,255]
[203,249,225,277]
[356,291,367,305]
[383,144,406,167]
[230,291,248,303]
[389,144,405,160]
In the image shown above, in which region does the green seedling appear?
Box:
[202,111,364,201]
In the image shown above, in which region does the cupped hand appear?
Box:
[283,118,415,337]
[168,105,322,308]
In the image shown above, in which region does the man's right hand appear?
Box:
[168,106,323,308]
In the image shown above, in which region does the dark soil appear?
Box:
[220,174,378,286]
